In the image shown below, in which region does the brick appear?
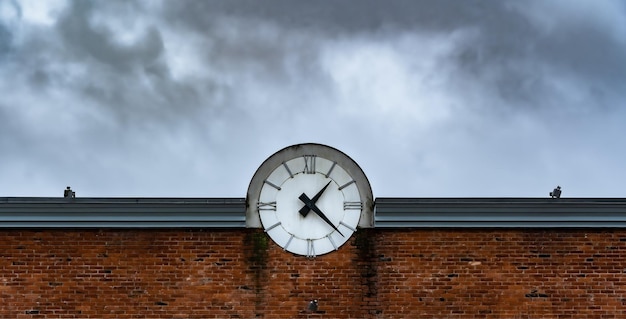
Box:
[1,229,626,317]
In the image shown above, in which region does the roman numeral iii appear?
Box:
[343,201,363,210]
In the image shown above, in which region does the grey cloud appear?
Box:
[166,0,502,34]
[0,0,20,59]
[0,24,13,58]
[43,1,211,127]
[1,0,625,197]
[56,1,164,73]
[164,0,625,113]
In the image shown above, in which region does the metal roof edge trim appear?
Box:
[4,196,626,228]
[375,197,626,228]
[0,197,246,228]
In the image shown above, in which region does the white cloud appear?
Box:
[321,30,475,132]
[17,0,67,26]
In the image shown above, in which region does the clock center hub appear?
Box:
[275,173,344,240]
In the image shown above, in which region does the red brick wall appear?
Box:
[1,228,626,318]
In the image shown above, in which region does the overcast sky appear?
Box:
[1,0,625,198]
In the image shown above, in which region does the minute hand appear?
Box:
[299,181,332,217]
[298,193,344,237]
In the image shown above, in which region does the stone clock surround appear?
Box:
[247,143,374,257]
[246,143,374,229]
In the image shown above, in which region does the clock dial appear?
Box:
[247,144,372,257]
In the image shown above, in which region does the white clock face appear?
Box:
[257,155,363,257]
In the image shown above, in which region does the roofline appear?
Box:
[375,197,626,228]
[0,197,246,228]
[2,197,626,228]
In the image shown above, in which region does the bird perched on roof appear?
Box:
[307,299,318,312]
[550,186,561,198]
[64,186,75,198]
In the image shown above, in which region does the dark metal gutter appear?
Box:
[3,197,626,228]
[0,197,246,228]
[375,198,626,228]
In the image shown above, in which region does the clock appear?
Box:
[246,143,373,257]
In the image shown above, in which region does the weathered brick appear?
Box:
[1,229,626,317]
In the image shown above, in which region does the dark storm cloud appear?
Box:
[53,1,199,124]
[1,1,207,130]
[1,0,625,197]
[167,0,504,33]
[0,24,13,58]
[33,0,621,118]
[57,2,163,73]
[163,0,626,112]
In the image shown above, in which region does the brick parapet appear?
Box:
[1,229,625,318]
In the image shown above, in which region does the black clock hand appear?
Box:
[309,199,345,237]
[298,193,315,217]
[299,193,345,237]
[299,181,332,217]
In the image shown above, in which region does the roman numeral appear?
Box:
[306,239,316,258]
[257,201,277,211]
[343,201,362,210]
[303,155,316,174]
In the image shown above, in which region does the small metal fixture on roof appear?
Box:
[550,186,561,199]
[64,186,76,198]
[307,299,318,312]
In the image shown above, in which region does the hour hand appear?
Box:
[299,194,313,217]
[299,181,332,217]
